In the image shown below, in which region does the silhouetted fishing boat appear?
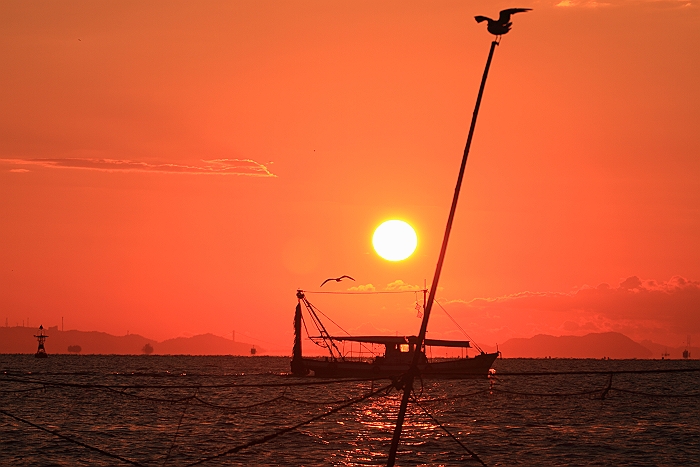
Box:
[291,290,498,378]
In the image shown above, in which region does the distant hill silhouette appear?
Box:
[157,333,260,355]
[498,332,654,359]
[3,327,693,359]
[0,327,263,355]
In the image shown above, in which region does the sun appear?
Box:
[372,220,417,261]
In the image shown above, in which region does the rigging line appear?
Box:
[411,397,487,467]
[301,300,320,328]
[305,305,330,339]
[416,388,489,403]
[307,301,375,356]
[182,382,395,467]
[0,375,386,389]
[489,368,700,376]
[308,302,351,336]
[0,408,146,467]
[2,370,274,378]
[433,298,484,354]
[303,299,344,358]
[300,312,311,339]
[491,387,603,398]
[192,394,286,412]
[0,371,94,376]
[610,387,700,398]
[284,380,376,405]
[301,290,418,295]
[65,396,82,431]
[280,395,364,405]
[162,387,198,467]
[103,386,197,405]
[304,301,342,357]
[0,386,45,394]
[301,312,328,351]
[300,313,325,350]
[415,375,425,399]
[600,373,613,400]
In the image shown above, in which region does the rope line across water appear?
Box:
[411,396,487,467]
[2,367,700,466]
[0,409,146,467]
[0,375,385,390]
[182,382,395,466]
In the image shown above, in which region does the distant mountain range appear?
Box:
[483,332,696,360]
[1,326,695,359]
[0,326,263,356]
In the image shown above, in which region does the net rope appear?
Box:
[2,367,699,465]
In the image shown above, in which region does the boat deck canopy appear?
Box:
[423,338,471,348]
[321,335,471,348]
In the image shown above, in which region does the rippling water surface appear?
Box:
[1,355,699,466]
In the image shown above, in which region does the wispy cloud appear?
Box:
[555,0,610,7]
[385,280,422,291]
[347,280,423,292]
[347,284,376,292]
[1,158,276,177]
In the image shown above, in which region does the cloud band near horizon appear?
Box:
[439,276,699,347]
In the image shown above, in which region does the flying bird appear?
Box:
[320,275,355,287]
[475,8,531,36]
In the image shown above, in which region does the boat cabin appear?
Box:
[326,335,472,364]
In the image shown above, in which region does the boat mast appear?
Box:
[387,37,503,466]
[291,293,308,375]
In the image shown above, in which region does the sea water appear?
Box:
[1,355,699,466]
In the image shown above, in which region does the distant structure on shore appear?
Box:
[1,326,265,355]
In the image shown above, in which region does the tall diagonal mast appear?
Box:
[386,37,501,466]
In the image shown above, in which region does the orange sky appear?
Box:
[1,0,699,352]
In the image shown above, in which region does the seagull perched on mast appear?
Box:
[320,275,355,287]
[475,8,531,37]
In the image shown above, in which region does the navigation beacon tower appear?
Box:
[34,325,49,358]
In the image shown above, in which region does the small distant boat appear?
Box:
[291,291,498,378]
[34,325,49,358]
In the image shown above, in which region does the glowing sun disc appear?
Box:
[372,220,417,261]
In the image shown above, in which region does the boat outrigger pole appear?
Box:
[387,9,530,464]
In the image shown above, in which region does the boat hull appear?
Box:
[300,352,498,378]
